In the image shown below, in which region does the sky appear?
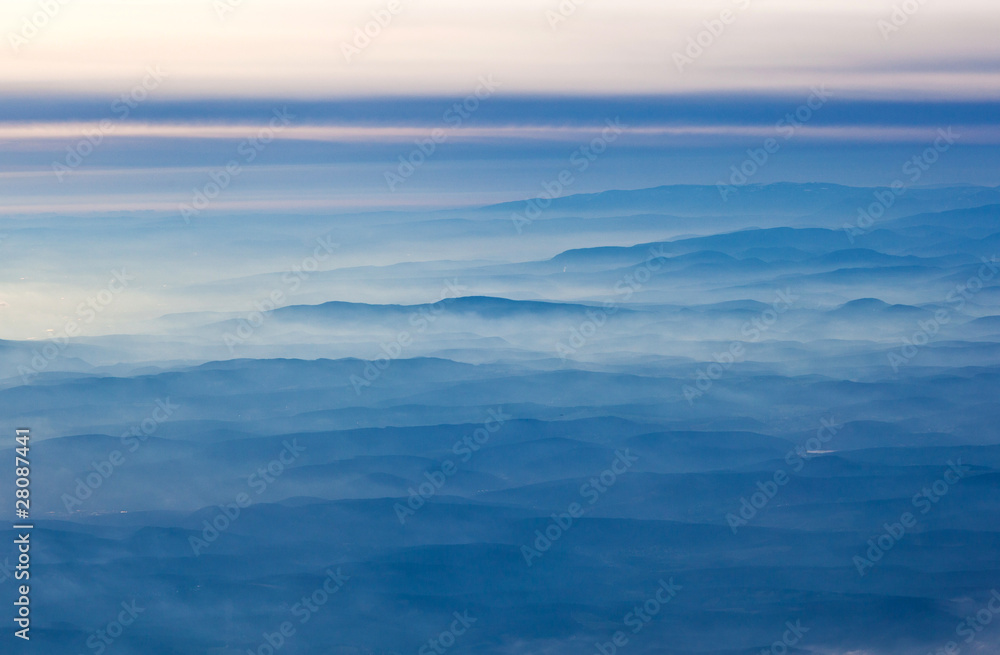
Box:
[1,0,999,98]
[0,0,998,214]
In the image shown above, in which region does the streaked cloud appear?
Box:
[0,0,997,98]
[3,121,1000,144]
